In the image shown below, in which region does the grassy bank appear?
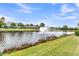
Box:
[3,35,79,56]
[0,28,39,32]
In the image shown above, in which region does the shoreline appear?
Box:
[0,28,39,32]
[0,28,74,32]
[2,35,63,54]
[3,35,72,56]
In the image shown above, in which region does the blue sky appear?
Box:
[0,3,79,27]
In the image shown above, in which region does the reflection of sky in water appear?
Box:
[0,32,74,53]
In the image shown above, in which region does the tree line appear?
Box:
[0,17,45,29]
[50,25,78,31]
[0,17,78,30]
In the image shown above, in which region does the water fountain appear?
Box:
[39,26,74,37]
[39,26,50,33]
[39,26,55,39]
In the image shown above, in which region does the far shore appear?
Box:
[0,28,75,32]
[0,28,39,32]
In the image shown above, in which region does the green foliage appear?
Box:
[0,17,5,28]
[0,22,4,27]
[0,53,2,56]
[36,25,39,27]
[17,23,25,28]
[63,25,68,30]
[26,24,29,26]
[75,30,79,36]
[39,23,45,27]
[10,22,16,28]
[18,23,24,26]
[0,17,5,21]
[29,24,33,26]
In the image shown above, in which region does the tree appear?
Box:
[63,25,68,35]
[74,27,78,30]
[18,23,25,28]
[29,24,33,26]
[18,23,24,26]
[26,24,29,26]
[35,25,39,29]
[39,23,45,27]
[36,25,39,27]
[63,25,68,31]
[0,17,5,28]
[10,22,16,28]
[58,26,61,30]
[1,17,5,21]
[4,22,8,28]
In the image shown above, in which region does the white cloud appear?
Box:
[73,20,79,24]
[61,4,75,13]
[16,3,32,13]
[57,13,65,16]
[51,3,56,5]
[65,16,77,19]
[75,3,79,7]
[52,14,77,20]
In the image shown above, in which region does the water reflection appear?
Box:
[0,32,4,44]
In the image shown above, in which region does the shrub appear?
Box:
[75,30,79,36]
[0,53,2,56]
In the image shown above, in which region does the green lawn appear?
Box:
[3,35,79,56]
[0,28,39,32]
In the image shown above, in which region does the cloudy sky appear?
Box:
[0,3,79,27]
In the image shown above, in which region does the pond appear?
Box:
[0,31,74,53]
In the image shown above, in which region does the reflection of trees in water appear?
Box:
[63,30,67,35]
[17,32,24,37]
[26,32,33,36]
[8,32,17,37]
[9,32,34,38]
[24,32,34,38]
[0,32,4,43]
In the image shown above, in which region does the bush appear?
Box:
[75,30,79,36]
[0,53,2,56]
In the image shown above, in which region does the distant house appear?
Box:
[6,22,11,27]
[6,22,18,28]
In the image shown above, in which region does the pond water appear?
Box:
[0,31,74,53]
